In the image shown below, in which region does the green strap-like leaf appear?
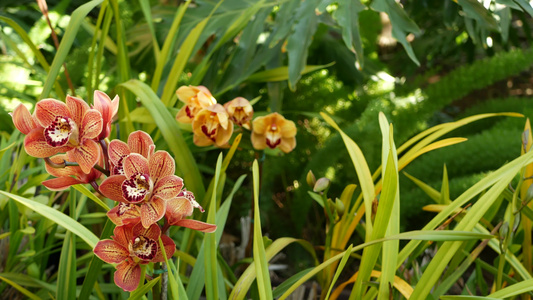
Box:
[0,191,99,248]
[252,160,273,299]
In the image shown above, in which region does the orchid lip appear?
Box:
[131,235,158,260]
[44,115,79,147]
[122,172,152,203]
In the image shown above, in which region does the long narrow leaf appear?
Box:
[0,191,99,248]
[252,160,273,299]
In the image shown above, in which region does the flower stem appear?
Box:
[99,139,110,172]
[44,157,66,168]
[93,164,110,177]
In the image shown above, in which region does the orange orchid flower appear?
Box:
[251,112,297,153]
[93,222,175,292]
[192,104,233,147]
[165,189,216,233]
[27,95,103,173]
[92,90,119,140]
[42,154,102,191]
[224,97,253,128]
[99,151,183,228]
[175,85,216,124]
[107,131,155,175]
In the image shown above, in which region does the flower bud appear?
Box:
[306,170,316,188]
[313,177,330,193]
[334,198,345,217]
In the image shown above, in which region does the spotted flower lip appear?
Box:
[107,130,155,175]
[251,112,297,153]
[192,104,233,147]
[99,151,184,228]
[29,95,103,173]
[42,154,102,191]
[93,222,175,292]
[93,90,119,140]
[224,97,253,128]
[175,85,217,124]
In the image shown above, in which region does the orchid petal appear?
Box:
[113,223,134,248]
[12,104,37,134]
[128,131,154,158]
[165,197,193,225]
[153,175,183,200]
[175,219,217,233]
[251,132,267,150]
[66,95,90,125]
[42,177,83,191]
[215,122,233,147]
[123,153,149,178]
[279,136,297,153]
[280,119,297,138]
[44,154,76,177]
[108,140,130,165]
[100,175,128,202]
[140,197,166,228]
[115,260,141,292]
[133,222,160,240]
[81,109,103,139]
[35,99,70,127]
[93,240,129,263]
[149,151,175,179]
[67,139,100,174]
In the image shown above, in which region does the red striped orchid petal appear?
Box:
[174,219,217,233]
[165,197,193,225]
[93,239,129,264]
[133,222,161,241]
[67,138,100,174]
[112,223,134,248]
[108,140,130,166]
[114,260,141,292]
[127,131,154,158]
[123,153,149,178]
[93,90,119,140]
[149,151,175,179]
[80,109,103,140]
[100,175,128,203]
[140,196,166,228]
[35,98,70,128]
[66,95,90,125]
[24,127,67,158]
[11,104,37,134]
[107,203,141,226]
[42,177,83,191]
[153,175,183,200]
[152,234,176,262]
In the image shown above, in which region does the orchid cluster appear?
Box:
[11,91,216,292]
[176,85,297,153]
